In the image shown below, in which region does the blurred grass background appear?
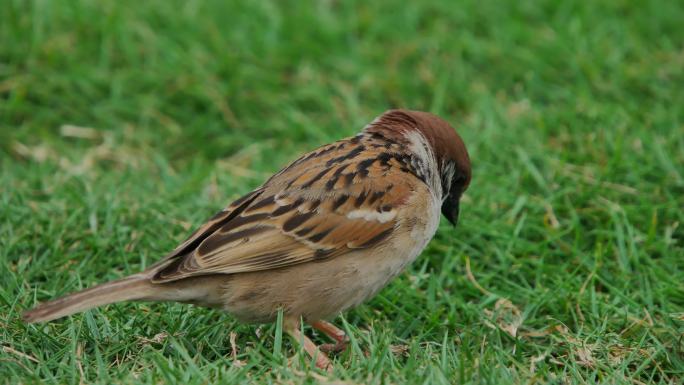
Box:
[1,0,683,383]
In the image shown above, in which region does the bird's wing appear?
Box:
[152,137,423,283]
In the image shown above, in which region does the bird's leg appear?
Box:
[286,320,333,372]
[311,320,349,354]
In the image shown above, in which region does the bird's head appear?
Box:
[364,109,471,226]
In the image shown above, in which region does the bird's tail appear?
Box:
[22,274,154,323]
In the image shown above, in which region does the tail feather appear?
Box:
[22,274,153,323]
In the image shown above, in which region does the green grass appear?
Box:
[2,0,683,383]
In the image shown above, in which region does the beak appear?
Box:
[441,199,460,227]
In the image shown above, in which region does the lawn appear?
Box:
[1,0,683,383]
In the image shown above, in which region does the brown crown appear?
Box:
[365,109,471,191]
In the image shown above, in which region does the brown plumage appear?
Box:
[23,109,471,371]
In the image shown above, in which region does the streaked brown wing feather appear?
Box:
[148,188,264,269]
[152,136,420,283]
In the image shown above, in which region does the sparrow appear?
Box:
[23,109,471,371]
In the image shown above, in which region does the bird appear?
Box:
[23,109,471,371]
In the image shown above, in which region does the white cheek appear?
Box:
[405,130,443,200]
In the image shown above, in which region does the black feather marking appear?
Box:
[344,173,355,186]
[298,145,336,166]
[207,209,228,221]
[199,226,268,255]
[309,199,321,211]
[333,165,347,176]
[357,158,375,171]
[303,168,332,188]
[325,176,340,191]
[332,195,349,211]
[248,195,276,211]
[285,175,299,189]
[154,258,184,280]
[392,153,427,184]
[380,204,393,212]
[377,152,392,168]
[358,227,394,248]
[392,153,410,167]
[326,145,365,166]
[229,191,259,208]
[272,204,294,217]
[295,226,315,237]
[152,190,264,282]
[368,190,384,204]
[308,228,333,243]
[283,211,315,232]
[316,145,336,157]
[355,190,369,207]
[221,213,269,231]
[313,249,335,261]
[272,198,304,217]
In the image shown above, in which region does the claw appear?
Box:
[312,320,350,355]
[320,340,348,354]
[286,319,333,373]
